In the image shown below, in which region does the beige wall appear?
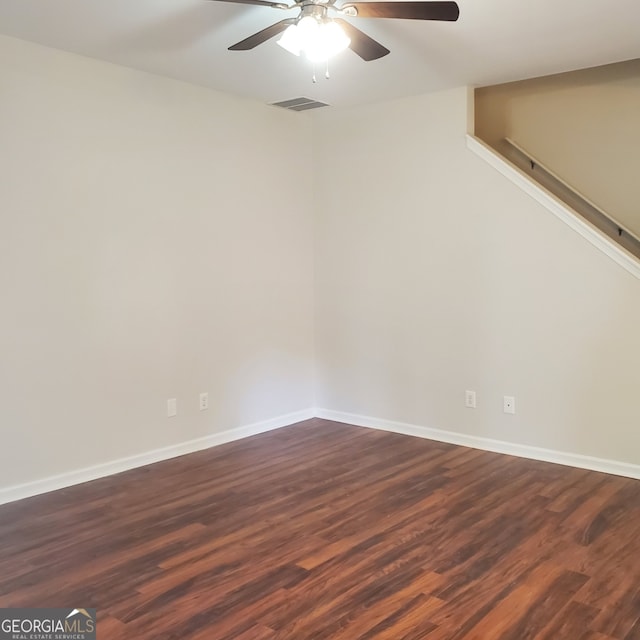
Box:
[0,36,315,488]
[313,87,640,465]
[475,60,640,236]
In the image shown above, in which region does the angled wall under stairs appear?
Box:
[474,59,640,259]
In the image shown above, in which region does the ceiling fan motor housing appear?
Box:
[299,3,330,22]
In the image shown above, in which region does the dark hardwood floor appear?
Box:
[1,418,639,639]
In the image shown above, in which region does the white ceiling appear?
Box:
[1,0,639,108]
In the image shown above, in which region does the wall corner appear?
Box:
[466,86,476,136]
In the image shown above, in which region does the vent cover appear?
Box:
[271,97,330,111]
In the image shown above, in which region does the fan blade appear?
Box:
[229,18,296,50]
[341,1,459,20]
[333,19,390,61]
[208,0,291,9]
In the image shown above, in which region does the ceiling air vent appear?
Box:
[270,97,329,111]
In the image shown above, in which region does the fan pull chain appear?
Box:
[310,61,331,83]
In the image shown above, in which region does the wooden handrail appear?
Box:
[503,137,640,257]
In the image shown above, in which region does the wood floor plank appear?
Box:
[0,418,639,639]
[538,600,600,639]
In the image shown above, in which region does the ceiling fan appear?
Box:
[207,0,460,62]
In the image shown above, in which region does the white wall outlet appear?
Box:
[465,390,477,408]
[503,396,516,414]
[167,398,177,418]
[199,392,209,411]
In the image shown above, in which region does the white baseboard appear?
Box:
[315,408,640,480]
[0,408,315,506]
[4,407,638,506]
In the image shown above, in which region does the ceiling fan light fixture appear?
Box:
[307,20,351,62]
[277,17,350,62]
[277,23,303,56]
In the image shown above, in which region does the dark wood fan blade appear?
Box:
[208,0,291,9]
[342,1,459,20]
[333,19,390,61]
[229,18,296,50]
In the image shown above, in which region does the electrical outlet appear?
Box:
[465,390,477,409]
[167,398,177,418]
[199,392,209,411]
[503,396,515,414]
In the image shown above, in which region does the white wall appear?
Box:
[313,87,640,465]
[0,36,315,489]
[3,36,639,495]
